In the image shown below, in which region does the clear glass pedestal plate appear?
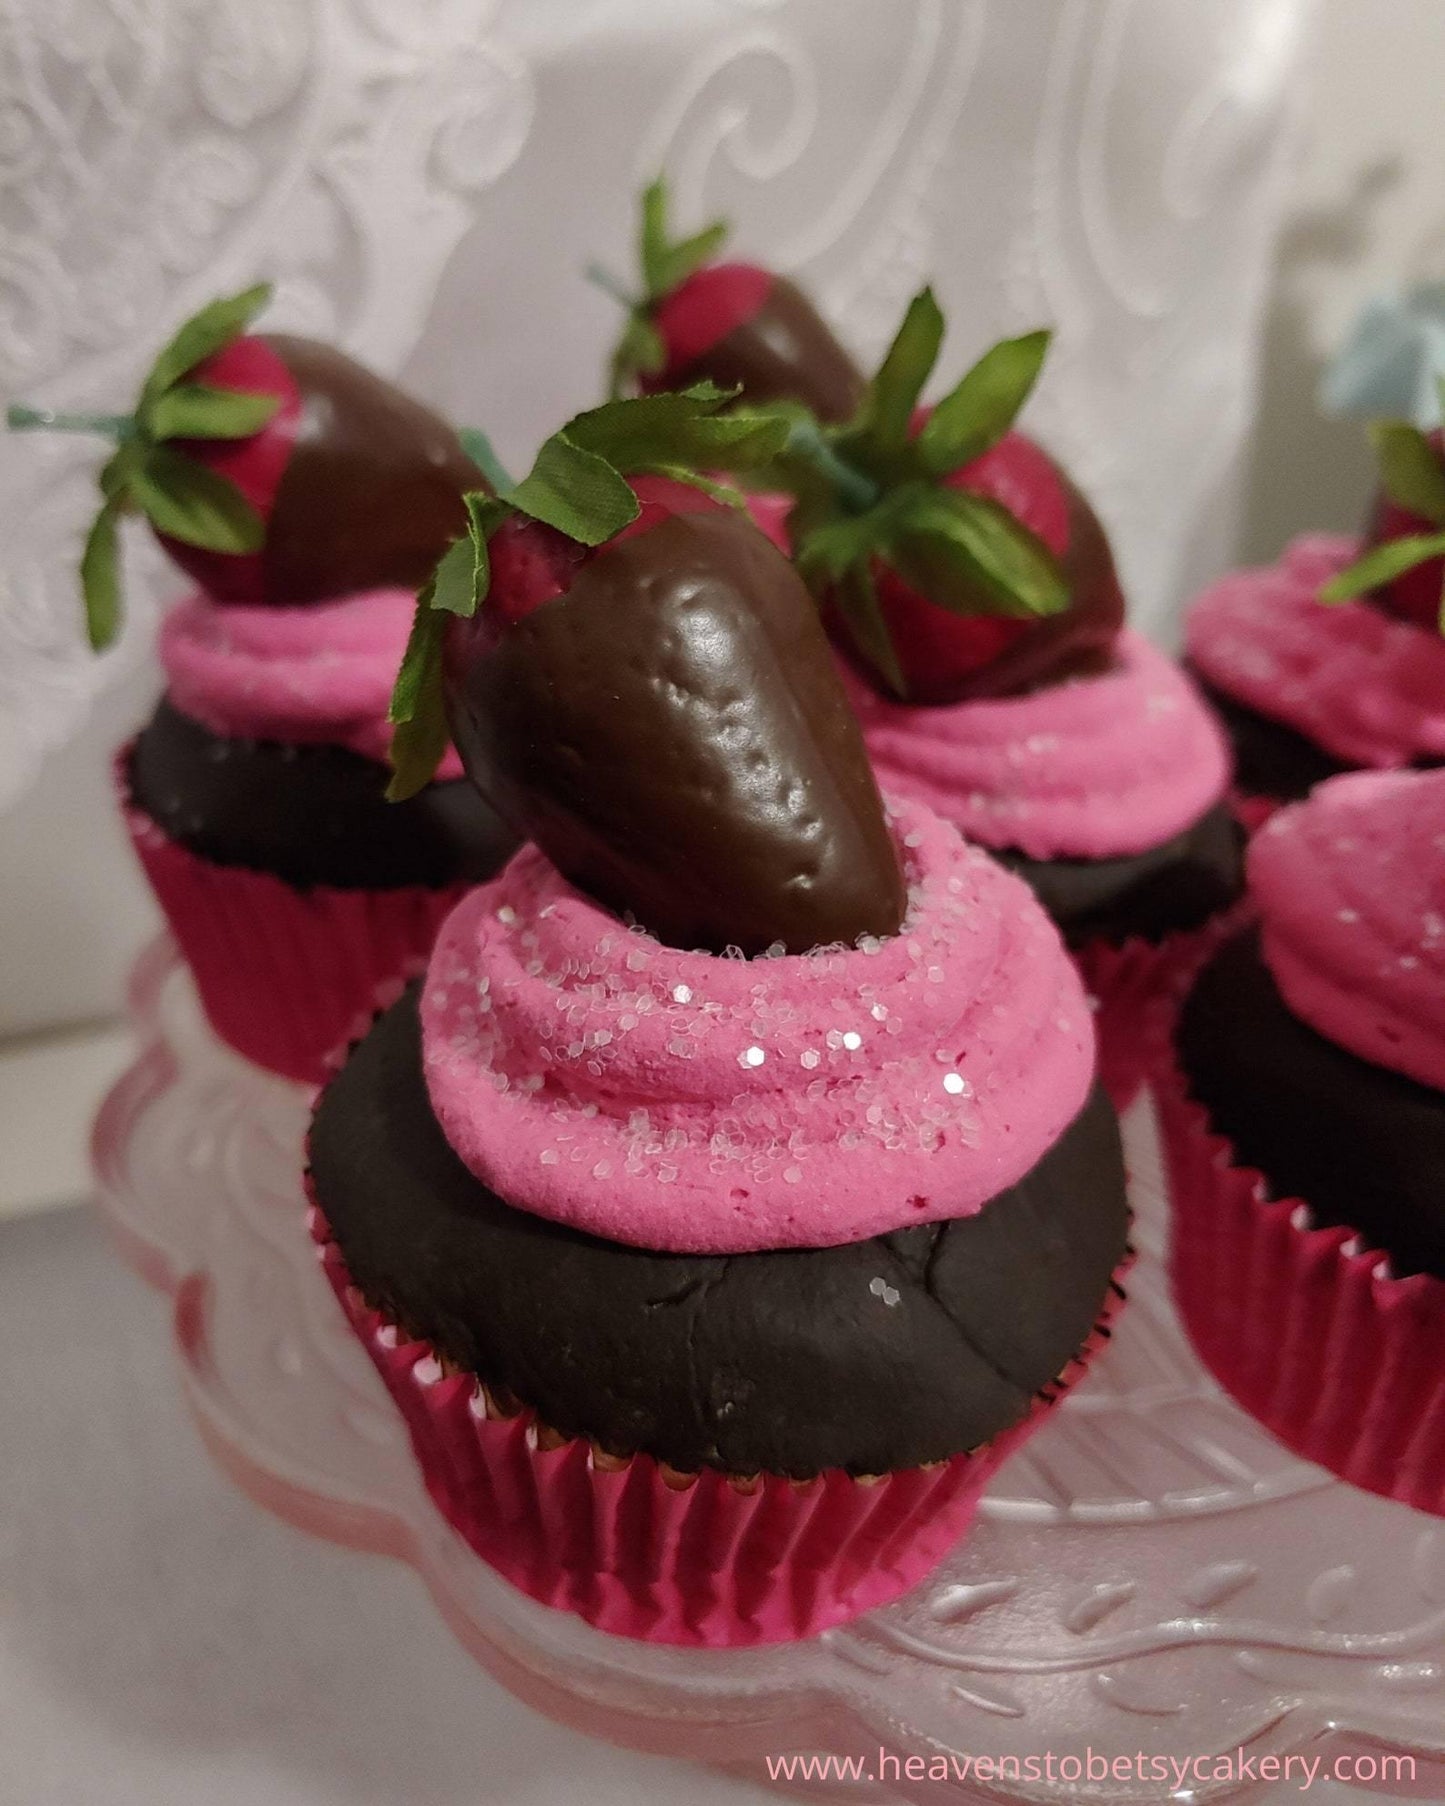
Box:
[92,937,1445,1803]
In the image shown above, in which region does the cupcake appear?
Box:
[601,175,863,421]
[773,292,1241,1107]
[12,285,516,1084]
[309,396,1132,1645]
[1185,413,1445,823]
[1162,767,1445,1515]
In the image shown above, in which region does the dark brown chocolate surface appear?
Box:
[1190,671,1354,805]
[996,801,1243,948]
[129,698,517,890]
[309,986,1131,1477]
[1178,926,1445,1280]
[669,276,864,424]
[258,335,486,605]
[442,508,907,956]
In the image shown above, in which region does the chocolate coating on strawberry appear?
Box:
[646,266,864,424]
[166,334,486,607]
[443,497,906,956]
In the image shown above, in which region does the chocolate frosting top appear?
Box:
[669,276,864,424]
[442,508,906,956]
[259,334,485,604]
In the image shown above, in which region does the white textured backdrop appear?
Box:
[0,0,1312,1033]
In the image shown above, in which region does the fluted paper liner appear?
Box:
[118,750,469,1087]
[1159,1056,1445,1517]
[1075,911,1240,1113]
[308,1194,1131,1646]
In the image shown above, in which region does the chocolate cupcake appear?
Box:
[309,401,1132,1644]
[1162,768,1445,1515]
[770,292,1241,1107]
[13,285,516,1083]
[1185,412,1445,823]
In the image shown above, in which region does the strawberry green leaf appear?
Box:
[430,491,505,617]
[639,177,673,300]
[140,284,272,408]
[146,383,282,443]
[916,328,1051,477]
[834,563,907,699]
[855,288,945,456]
[1369,420,1445,525]
[387,596,450,801]
[634,465,748,508]
[508,432,640,544]
[1319,532,1445,603]
[99,442,145,500]
[80,493,125,651]
[885,488,1069,620]
[130,446,267,552]
[608,313,667,398]
[656,221,729,298]
[794,505,896,591]
[457,426,514,494]
[565,388,788,475]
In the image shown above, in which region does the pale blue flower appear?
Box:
[1319,284,1445,428]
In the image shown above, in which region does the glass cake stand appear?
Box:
[92,936,1445,1803]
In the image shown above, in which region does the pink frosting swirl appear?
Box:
[160,589,461,776]
[840,632,1228,860]
[420,799,1095,1254]
[1186,534,1445,770]
[1251,768,1445,1092]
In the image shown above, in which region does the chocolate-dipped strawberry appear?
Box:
[600,177,863,423]
[776,289,1124,704]
[389,387,906,955]
[1320,404,1445,632]
[8,284,485,646]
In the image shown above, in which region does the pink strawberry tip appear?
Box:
[1318,406,1445,633]
[768,286,1070,699]
[6,281,280,652]
[386,385,793,802]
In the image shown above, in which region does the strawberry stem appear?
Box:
[785,417,879,514]
[585,263,641,311]
[7,404,137,442]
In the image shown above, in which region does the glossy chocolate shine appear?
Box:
[258,334,485,605]
[669,276,864,424]
[443,508,907,957]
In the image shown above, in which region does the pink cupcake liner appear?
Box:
[1158,1056,1445,1517]
[1074,912,1240,1113]
[117,749,470,1087]
[308,1193,1131,1646]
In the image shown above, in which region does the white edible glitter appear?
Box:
[842,1030,863,1051]
[672,984,693,1004]
[942,1072,969,1096]
[740,1045,766,1068]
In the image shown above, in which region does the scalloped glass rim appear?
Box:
[90,937,1445,1802]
